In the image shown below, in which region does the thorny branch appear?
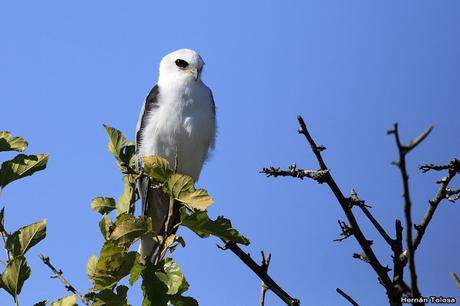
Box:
[219,240,300,306]
[39,254,90,305]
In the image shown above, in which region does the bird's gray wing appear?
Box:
[136,85,180,261]
[136,85,160,216]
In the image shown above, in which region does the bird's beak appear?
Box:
[190,67,198,80]
[190,67,202,81]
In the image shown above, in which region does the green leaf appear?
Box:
[1,256,31,297]
[0,131,28,152]
[99,215,114,240]
[89,242,138,290]
[91,197,116,215]
[86,255,98,281]
[140,259,195,306]
[50,295,77,306]
[181,209,250,245]
[129,256,145,286]
[85,285,129,306]
[6,219,46,256]
[0,207,5,233]
[141,265,169,306]
[164,174,213,211]
[0,154,48,188]
[142,156,172,182]
[121,143,136,171]
[104,125,128,162]
[155,258,189,295]
[117,175,136,216]
[169,296,199,306]
[109,214,152,247]
[33,301,48,306]
[103,125,136,173]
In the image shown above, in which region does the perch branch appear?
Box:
[220,240,300,306]
[39,254,90,305]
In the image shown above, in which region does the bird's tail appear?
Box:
[138,185,181,263]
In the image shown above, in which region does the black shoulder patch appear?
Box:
[136,84,160,151]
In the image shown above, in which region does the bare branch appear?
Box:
[405,126,434,153]
[39,254,90,305]
[350,190,394,248]
[333,220,353,242]
[260,164,329,183]
[392,220,405,297]
[389,123,425,302]
[446,187,460,202]
[260,251,272,306]
[297,116,328,170]
[412,159,460,252]
[419,159,460,173]
[451,272,460,289]
[220,240,300,306]
[336,288,360,306]
[263,116,396,304]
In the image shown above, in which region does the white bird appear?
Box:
[135,49,216,262]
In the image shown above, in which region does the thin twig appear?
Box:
[263,116,402,305]
[451,272,460,289]
[410,159,460,253]
[392,220,405,297]
[38,254,90,305]
[336,288,360,306]
[295,116,395,302]
[388,123,430,303]
[261,164,329,183]
[350,190,395,248]
[333,220,353,242]
[260,251,272,306]
[419,158,459,173]
[221,240,300,306]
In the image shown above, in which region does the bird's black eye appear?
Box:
[175,59,189,68]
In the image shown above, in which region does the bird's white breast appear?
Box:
[138,81,215,181]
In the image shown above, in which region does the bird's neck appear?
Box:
[158,74,200,89]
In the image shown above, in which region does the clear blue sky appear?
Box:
[1,1,459,305]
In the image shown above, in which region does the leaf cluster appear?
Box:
[0,132,50,305]
[82,126,250,305]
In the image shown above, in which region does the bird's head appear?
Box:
[158,49,205,85]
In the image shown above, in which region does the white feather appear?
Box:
[136,49,216,260]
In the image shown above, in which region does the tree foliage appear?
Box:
[0,132,48,305]
[81,125,250,306]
